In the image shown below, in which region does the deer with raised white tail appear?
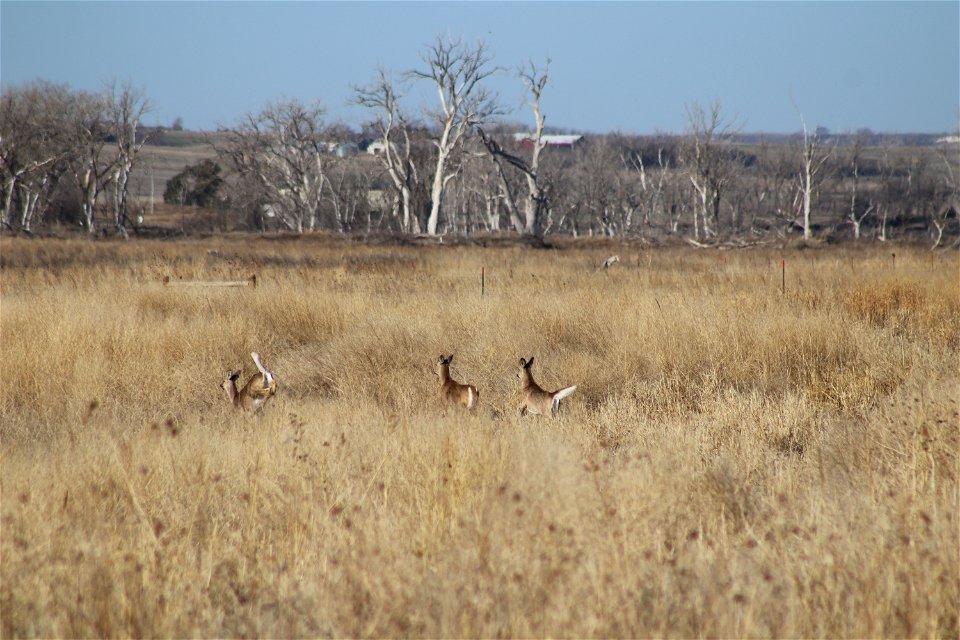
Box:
[222,352,278,412]
[517,356,576,417]
[435,354,479,412]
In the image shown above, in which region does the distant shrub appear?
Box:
[163,159,224,208]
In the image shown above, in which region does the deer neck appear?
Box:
[520,369,539,391]
[438,364,451,385]
[224,380,240,404]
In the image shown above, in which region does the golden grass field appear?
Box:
[1,235,957,638]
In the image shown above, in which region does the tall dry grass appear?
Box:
[1,236,957,637]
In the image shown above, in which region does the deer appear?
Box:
[222,352,278,412]
[517,356,577,417]
[435,354,479,412]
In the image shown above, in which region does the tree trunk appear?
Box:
[2,175,17,230]
[487,152,522,232]
[711,190,721,235]
[426,151,448,235]
[802,162,813,240]
[524,181,541,234]
[113,170,129,235]
[81,170,98,234]
[399,187,412,233]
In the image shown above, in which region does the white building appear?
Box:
[511,133,584,149]
[366,140,398,156]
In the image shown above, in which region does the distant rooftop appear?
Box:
[511,133,584,145]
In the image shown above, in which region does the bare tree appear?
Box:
[477,59,552,235]
[682,100,741,239]
[410,35,500,235]
[354,69,421,232]
[748,137,800,235]
[873,146,899,242]
[795,109,833,240]
[324,161,371,233]
[575,137,620,235]
[929,200,957,249]
[106,80,151,237]
[0,82,71,232]
[622,135,677,234]
[840,131,873,240]
[476,128,523,232]
[66,90,115,234]
[931,141,960,248]
[476,161,506,231]
[543,159,579,235]
[217,99,331,233]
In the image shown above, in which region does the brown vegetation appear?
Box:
[1,237,957,637]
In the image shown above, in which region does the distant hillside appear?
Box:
[141,128,225,147]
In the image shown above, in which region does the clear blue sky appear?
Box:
[2,1,958,134]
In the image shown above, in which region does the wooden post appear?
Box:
[163,274,257,288]
[481,266,485,296]
[781,260,786,295]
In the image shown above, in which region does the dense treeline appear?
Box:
[0,79,150,237]
[2,38,958,245]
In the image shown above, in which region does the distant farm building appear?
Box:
[511,133,584,150]
[322,141,359,158]
[366,140,399,156]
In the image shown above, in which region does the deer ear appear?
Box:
[447,354,454,363]
[437,355,445,364]
[519,357,526,367]
[526,356,534,368]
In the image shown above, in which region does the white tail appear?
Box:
[553,385,577,401]
[597,255,620,271]
[551,385,577,416]
[250,352,274,387]
[222,352,278,412]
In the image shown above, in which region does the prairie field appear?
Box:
[1,235,958,638]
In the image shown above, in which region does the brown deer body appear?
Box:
[222,352,278,412]
[517,356,576,417]
[435,355,479,411]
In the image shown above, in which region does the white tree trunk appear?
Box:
[426,134,452,235]
[523,107,546,234]
[427,168,445,235]
[80,167,98,234]
[802,162,813,241]
[2,175,16,229]
[413,36,497,236]
[401,187,415,233]
[19,179,45,232]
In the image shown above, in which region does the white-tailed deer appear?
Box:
[517,356,576,417]
[435,354,479,411]
[222,352,278,412]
